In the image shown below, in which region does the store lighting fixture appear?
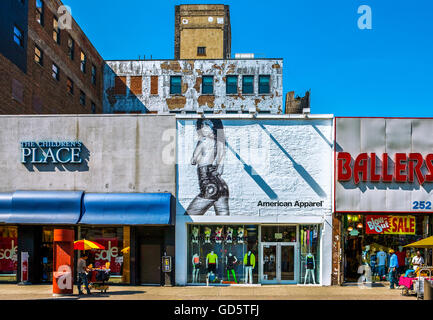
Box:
[348,226,353,232]
[357,223,363,229]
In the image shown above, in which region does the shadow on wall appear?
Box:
[104,63,150,114]
[225,142,278,200]
[259,124,327,198]
[23,144,90,172]
[337,153,433,193]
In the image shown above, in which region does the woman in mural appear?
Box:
[186,119,230,216]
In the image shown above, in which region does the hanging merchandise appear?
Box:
[204,227,212,243]
[225,227,233,244]
[300,228,304,252]
[215,227,223,244]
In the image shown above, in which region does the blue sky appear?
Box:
[64,0,433,116]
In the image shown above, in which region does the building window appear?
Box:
[13,25,24,47]
[114,76,126,95]
[80,90,86,106]
[53,17,60,44]
[66,78,74,94]
[80,51,86,73]
[242,75,254,94]
[91,64,97,85]
[202,76,214,94]
[197,47,206,56]
[67,37,74,60]
[0,227,18,282]
[12,79,24,104]
[170,76,182,95]
[258,75,270,94]
[150,76,158,95]
[34,45,43,66]
[36,0,44,26]
[91,101,96,114]
[187,225,259,284]
[226,75,238,94]
[130,76,142,95]
[51,63,59,80]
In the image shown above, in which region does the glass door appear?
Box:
[261,243,278,283]
[261,243,297,284]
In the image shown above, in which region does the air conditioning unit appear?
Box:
[235,53,254,59]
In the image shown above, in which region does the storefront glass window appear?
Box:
[343,215,430,282]
[41,227,55,282]
[261,225,296,242]
[299,224,321,284]
[187,225,259,284]
[80,227,126,283]
[0,227,18,282]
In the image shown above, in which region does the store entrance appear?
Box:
[261,243,296,284]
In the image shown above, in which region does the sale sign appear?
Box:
[366,215,416,235]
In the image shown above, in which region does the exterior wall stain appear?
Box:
[104,59,283,114]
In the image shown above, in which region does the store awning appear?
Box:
[2,191,83,224]
[79,193,173,225]
[0,193,13,223]
[404,236,433,249]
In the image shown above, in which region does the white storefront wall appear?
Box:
[175,115,334,285]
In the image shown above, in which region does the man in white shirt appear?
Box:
[412,251,424,272]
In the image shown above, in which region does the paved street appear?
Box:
[0,283,416,300]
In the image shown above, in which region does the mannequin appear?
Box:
[237,227,245,244]
[370,248,377,282]
[362,245,370,265]
[192,253,201,283]
[304,252,316,285]
[226,253,238,283]
[215,227,223,244]
[225,227,233,244]
[243,251,255,284]
[206,250,218,284]
[204,227,212,244]
[191,227,199,244]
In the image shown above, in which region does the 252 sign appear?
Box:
[412,201,432,210]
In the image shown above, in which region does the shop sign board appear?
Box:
[335,118,433,213]
[365,215,416,235]
[20,141,82,164]
[177,119,332,216]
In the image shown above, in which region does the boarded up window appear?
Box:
[114,76,127,95]
[130,76,142,95]
[12,79,24,103]
[32,95,42,113]
[150,76,158,95]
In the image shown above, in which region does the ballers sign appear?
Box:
[335,118,433,213]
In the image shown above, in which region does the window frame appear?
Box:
[36,0,44,26]
[53,17,61,44]
[66,77,74,95]
[197,46,206,56]
[91,64,97,85]
[34,45,43,66]
[67,36,74,60]
[242,75,255,95]
[80,51,87,73]
[79,90,86,106]
[226,75,238,95]
[51,63,59,81]
[201,75,214,95]
[170,76,182,95]
[258,75,271,95]
[13,25,24,47]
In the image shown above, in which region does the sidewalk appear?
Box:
[0,283,415,300]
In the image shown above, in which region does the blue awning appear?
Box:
[1,191,83,224]
[0,193,13,223]
[80,193,173,225]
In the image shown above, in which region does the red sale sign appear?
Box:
[93,238,121,273]
[366,215,416,235]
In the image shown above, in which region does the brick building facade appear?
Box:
[0,0,104,114]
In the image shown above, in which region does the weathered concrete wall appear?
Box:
[0,115,176,194]
[103,59,283,114]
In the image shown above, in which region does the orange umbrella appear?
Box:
[73,239,105,250]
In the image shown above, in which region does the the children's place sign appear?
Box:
[20,141,82,164]
[365,215,416,235]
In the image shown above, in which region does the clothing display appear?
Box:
[304,253,316,285]
[377,250,387,266]
[206,252,218,264]
[226,254,238,283]
[244,252,255,284]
